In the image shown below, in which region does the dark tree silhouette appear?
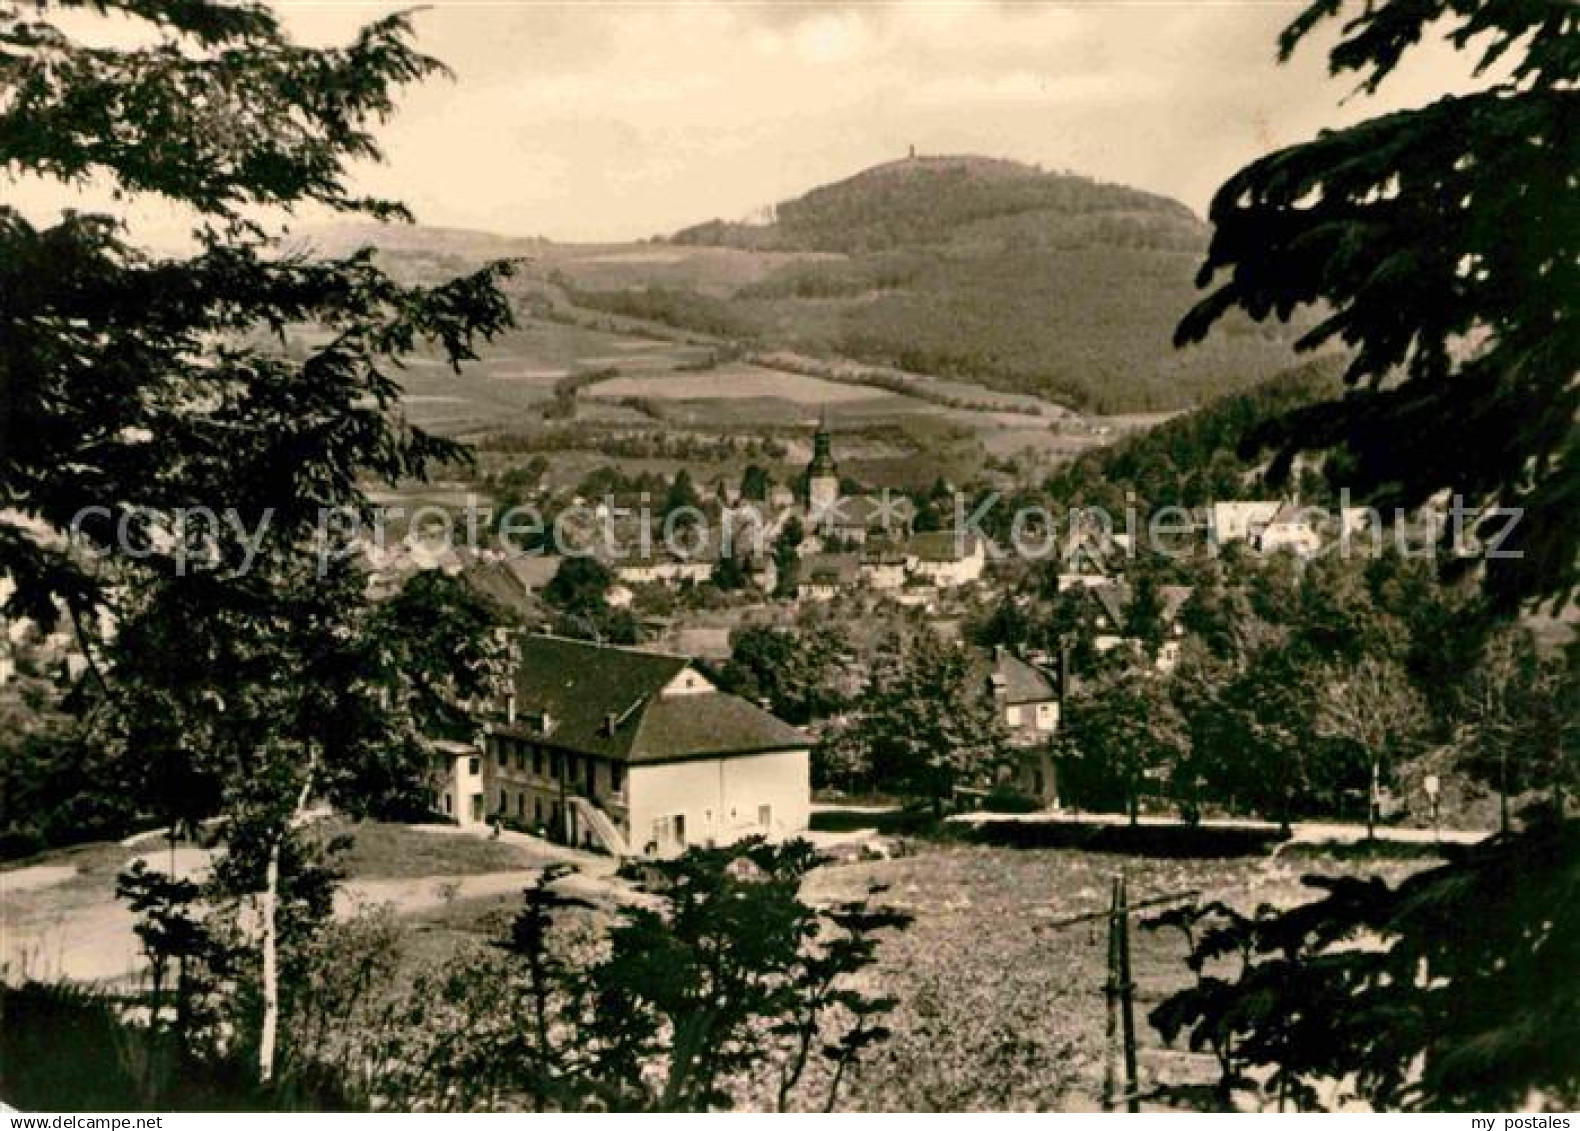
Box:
[1176,0,1579,610]
[1151,1,1580,1110]
[1,0,515,1084]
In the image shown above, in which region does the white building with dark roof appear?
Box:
[973,646,1061,807]
[436,634,810,857]
[906,531,986,587]
[1208,500,1282,545]
[1254,502,1323,558]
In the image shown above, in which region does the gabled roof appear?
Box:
[974,646,1057,705]
[823,495,916,529]
[1159,584,1195,623]
[1086,582,1193,634]
[503,634,807,764]
[800,552,860,585]
[500,554,563,591]
[460,558,548,621]
[1266,502,1313,528]
[907,531,980,562]
[1088,581,1131,631]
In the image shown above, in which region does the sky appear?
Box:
[14,1,1491,243]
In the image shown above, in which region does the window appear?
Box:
[610,762,624,793]
[500,790,508,812]
[549,752,561,778]
[517,792,526,817]
[758,804,772,828]
[534,798,543,824]
[533,747,544,776]
[566,754,578,781]
[585,756,596,794]
[443,793,452,814]
[496,739,507,767]
[674,814,686,845]
[468,757,480,777]
[516,746,526,772]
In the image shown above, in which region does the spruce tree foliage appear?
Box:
[1149,2,1580,1110]
[1175,0,1579,610]
[1148,819,1580,1111]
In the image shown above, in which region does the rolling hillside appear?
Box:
[672,155,1202,254]
[562,155,1321,413]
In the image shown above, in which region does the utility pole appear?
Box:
[1103,882,1120,1111]
[1043,875,1199,1112]
[1116,875,1140,1113]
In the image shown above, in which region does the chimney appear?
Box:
[506,688,517,725]
[604,711,618,736]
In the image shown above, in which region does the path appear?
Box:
[1,827,620,985]
[947,808,1491,847]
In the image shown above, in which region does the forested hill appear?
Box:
[673,155,1204,254]
[1045,355,1349,508]
[563,154,1320,413]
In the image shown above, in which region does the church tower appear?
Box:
[805,410,839,514]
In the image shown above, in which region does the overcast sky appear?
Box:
[19,1,1490,243]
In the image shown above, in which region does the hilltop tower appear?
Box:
[805,410,839,514]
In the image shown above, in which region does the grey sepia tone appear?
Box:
[2,0,1576,1115]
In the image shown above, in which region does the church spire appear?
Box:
[805,408,839,509]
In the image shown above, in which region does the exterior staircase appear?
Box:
[570,795,629,856]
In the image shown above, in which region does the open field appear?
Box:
[584,365,891,404]
[309,228,1130,485]
[0,816,1447,1109]
[384,308,1110,495]
[795,840,1434,1111]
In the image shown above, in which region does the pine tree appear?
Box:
[1175,0,1579,610]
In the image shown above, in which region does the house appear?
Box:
[1056,571,1114,592]
[1085,581,1194,671]
[432,739,487,825]
[858,543,908,590]
[1208,501,1282,545]
[500,554,564,594]
[458,557,550,624]
[906,531,986,588]
[1254,502,1323,558]
[975,646,1061,807]
[449,634,811,857]
[655,625,733,662]
[1155,584,1195,671]
[767,484,797,510]
[612,550,716,588]
[814,493,916,546]
[796,552,861,601]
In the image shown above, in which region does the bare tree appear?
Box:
[1316,656,1427,839]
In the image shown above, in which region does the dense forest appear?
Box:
[672,155,1202,253]
[1044,356,1348,507]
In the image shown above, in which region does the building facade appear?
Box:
[977,646,1061,807]
[436,635,811,857]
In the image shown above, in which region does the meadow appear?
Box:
[367,831,1437,1111]
[0,818,1443,1111]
